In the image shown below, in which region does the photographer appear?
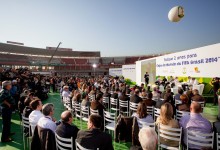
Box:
[212,77,220,105]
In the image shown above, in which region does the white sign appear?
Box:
[122,64,136,82]
[109,68,122,77]
[156,43,220,77]
[136,58,156,85]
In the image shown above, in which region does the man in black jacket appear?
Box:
[76,114,113,150]
[56,111,79,150]
[130,89,142,104]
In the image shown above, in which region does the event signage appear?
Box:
[122,65,136,81]
[156,43,220,77]
[109,68,122,77]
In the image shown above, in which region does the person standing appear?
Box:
[0,81,15,142]
[211,77,220,105]
[144,72,149,86]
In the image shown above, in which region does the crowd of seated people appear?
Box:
[1,72,220,150]
[56,75,217,150]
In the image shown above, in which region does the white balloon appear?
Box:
[168,6,184,22]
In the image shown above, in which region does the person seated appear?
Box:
[37,103,57,133]
[81,93,90,107]
[156,102,179,147]
[185,85,194,101]
[29,99,44,135]
[130,89,142,104]
[155,76,161,85]
[23,97,33,118]
[111,88,120,99]
[18,95,27,119]
[89,86,96,95]
[177,94,190,112]
[139,83,145,93]
[174,77,180,86]
[96,86,103,96]
[188,77,199,85]
[132,102,154,128]
[140,89,147,98]
[76,114,113,150]
[143,93,156,107]
[146,86,152,95]
[72,93,81,104]
[191,89,205,102]
[179,102,212,149]
[90,93,106,117]
[138,127,157,150]
[161,77,168,86]
[119,90,129,101]
[152,87,161,100]
[126,85,131,95]
[103,87,111,98]
[163,88,174,103]
[56,111,79,149]
[62,86,70,98]
[174,88,183,100]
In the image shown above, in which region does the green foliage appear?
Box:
[125,78,136,86]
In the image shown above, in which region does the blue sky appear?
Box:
[0,0,220,56]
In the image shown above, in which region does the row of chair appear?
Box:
[22,111,220,150]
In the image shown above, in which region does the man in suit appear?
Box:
[144,72,149,86]
[191,89,205,102]
[130,89,142,104]
[144,92,156,107]
[90,93,106,117]
[56,111,79,150]
[76,114,113,150]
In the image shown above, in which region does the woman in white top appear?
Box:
[132,101,154,128]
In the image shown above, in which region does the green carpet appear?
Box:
[0,93,218,150]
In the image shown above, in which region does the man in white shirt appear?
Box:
[37,103,57,133]
[29,99,44,135]
[188,76,199,85]
[62,86,70,98]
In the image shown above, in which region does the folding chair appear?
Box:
[158,124,182,150]
[75,140,95,150]
[187,130,214,150]
[217,133,220,150]
[22,115,31,150]
[103,97,110,110]
[153,107,160,122]
[119,100,129,116]
[110,98,119,113]
[147,106,154,116]
[90,107,99,115]
[55,133,73,150]
[80,106,89,122]
[175,109,190,121]
[103,111,116,139]
[129,102,138,116]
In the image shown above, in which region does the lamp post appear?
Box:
[92,64,97,76]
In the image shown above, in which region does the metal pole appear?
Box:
[47,42,62,66]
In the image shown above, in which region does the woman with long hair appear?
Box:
[156,102,179,147]
[132,101,154,128]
